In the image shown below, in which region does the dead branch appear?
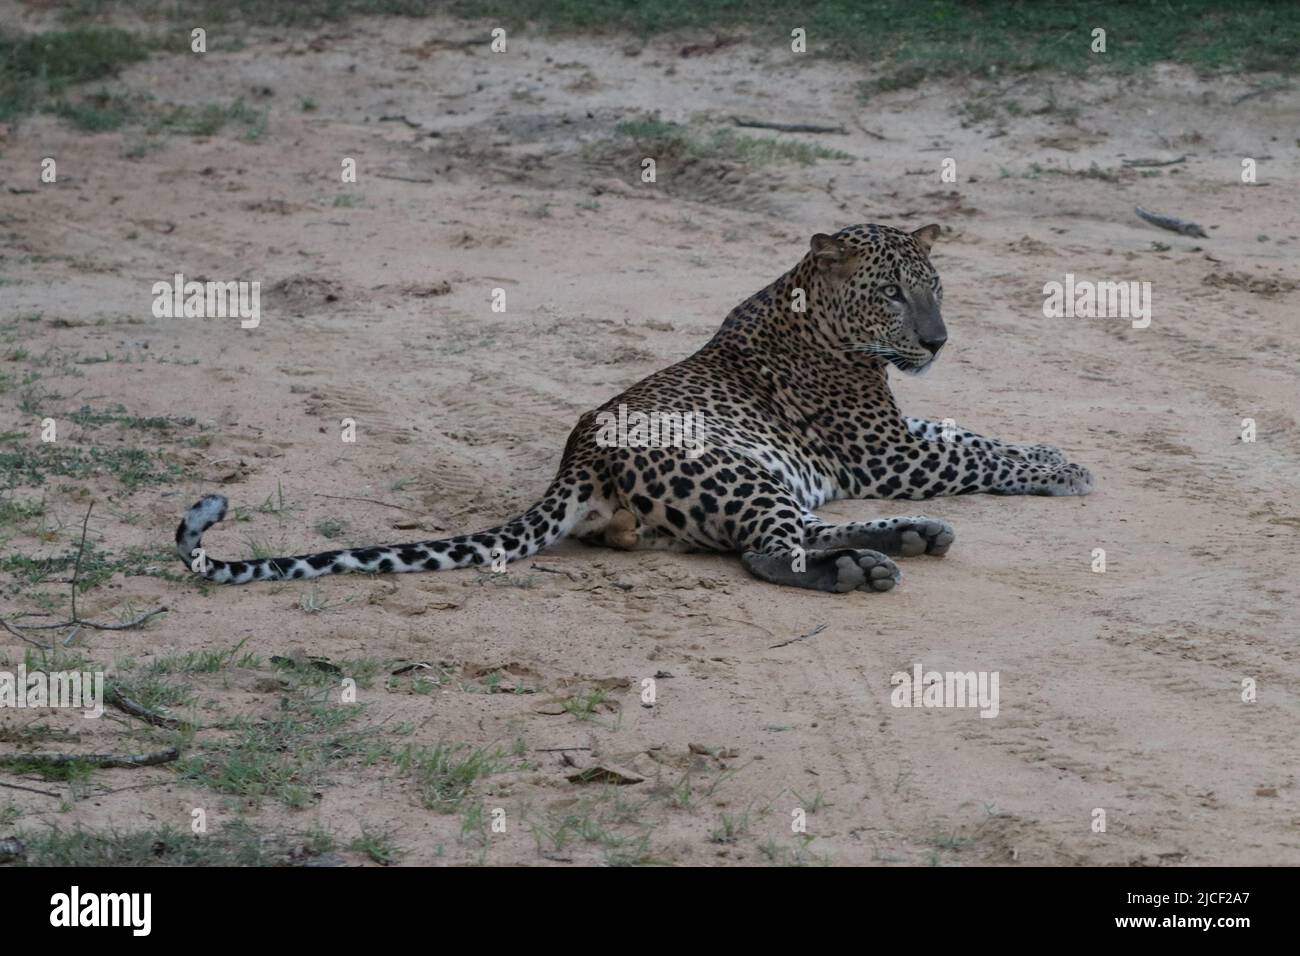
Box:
[732,116,848,135]
[770,623,829,649]
[374,173,436,184]
[0,618,53,649]
[10,607,167,632]
[313,493,421,513]
[1231,83,1293,106]
[0,747,179,770]
[106,687,181,729]
[0,779,61,798]
[71,608,168,631]
[699,615,775,639]
[680,35,740,57]
[1121,155,1187,167]
[0,501,167,648]
[1135,205,1209,238]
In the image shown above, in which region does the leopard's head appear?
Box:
[808,223,946,374]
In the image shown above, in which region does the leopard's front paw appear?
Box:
[829,549,901,593]
[897,517,955,557]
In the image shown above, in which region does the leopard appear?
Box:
[176,222,1092,593]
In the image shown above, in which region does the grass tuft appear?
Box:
[0,27,151,122]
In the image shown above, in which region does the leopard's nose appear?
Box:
[920,334,947,354]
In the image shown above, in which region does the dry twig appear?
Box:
[313,493,421,513]
[732,116,848,135]
[1121,155,1186,168]
[1135,205,1209,238]
[770,623,829,649]
[0,748,179,770]
[105,686,181,729]
[0,502,167,648]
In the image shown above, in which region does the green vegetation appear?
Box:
[349,827,399,865]
[0,24,264,134]
[0,542,172,592]
[68,404,196,431]
[0,443,182,490]
[313,517,349,540]
[152,99,266,139]
[19,2,1294,111]
[176,692,374,808]
[560,686,610,720]
[0,26,150,121]
[53,89,135,130]
[396,742,506,813]
[527,793,656,865]
[460,1,1300,79]
[10,821,337,866]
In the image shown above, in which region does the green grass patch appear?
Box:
[0,26,151,122]
[349,826,399,865]
[709,810,752,844]
[396,742,504,813]
[151,98,266,139]
[527,793,656,865]
[0,494,45,530]
[10,820,336,866]
[109,671,196,713]
[0,25,265,136]
[52,89,135,131]
[60,0,434,28]
[0,542,173,593]
[59,0,1300,82]
[1,756,96,784]
[0,443,182,490]
[46,2,1299,88]
[177,692,373,808]
[68,403,196,430]
[461,1,1300,79]
[271,654,384,689]
[560,686,610,720]
[313,517,349,540]
[144,640,259,676]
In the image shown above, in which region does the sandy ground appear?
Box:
[1,9,1298,866]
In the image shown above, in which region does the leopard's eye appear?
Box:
[882,284,903,301]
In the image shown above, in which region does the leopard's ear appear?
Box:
[810,233,847,268]
[911,223,942,253]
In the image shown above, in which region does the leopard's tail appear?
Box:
[174,484,589,585]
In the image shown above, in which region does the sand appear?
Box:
[0,10,1297,865]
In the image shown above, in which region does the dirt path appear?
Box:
[1,12,1297,865]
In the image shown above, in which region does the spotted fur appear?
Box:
[176,223,1092,591]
